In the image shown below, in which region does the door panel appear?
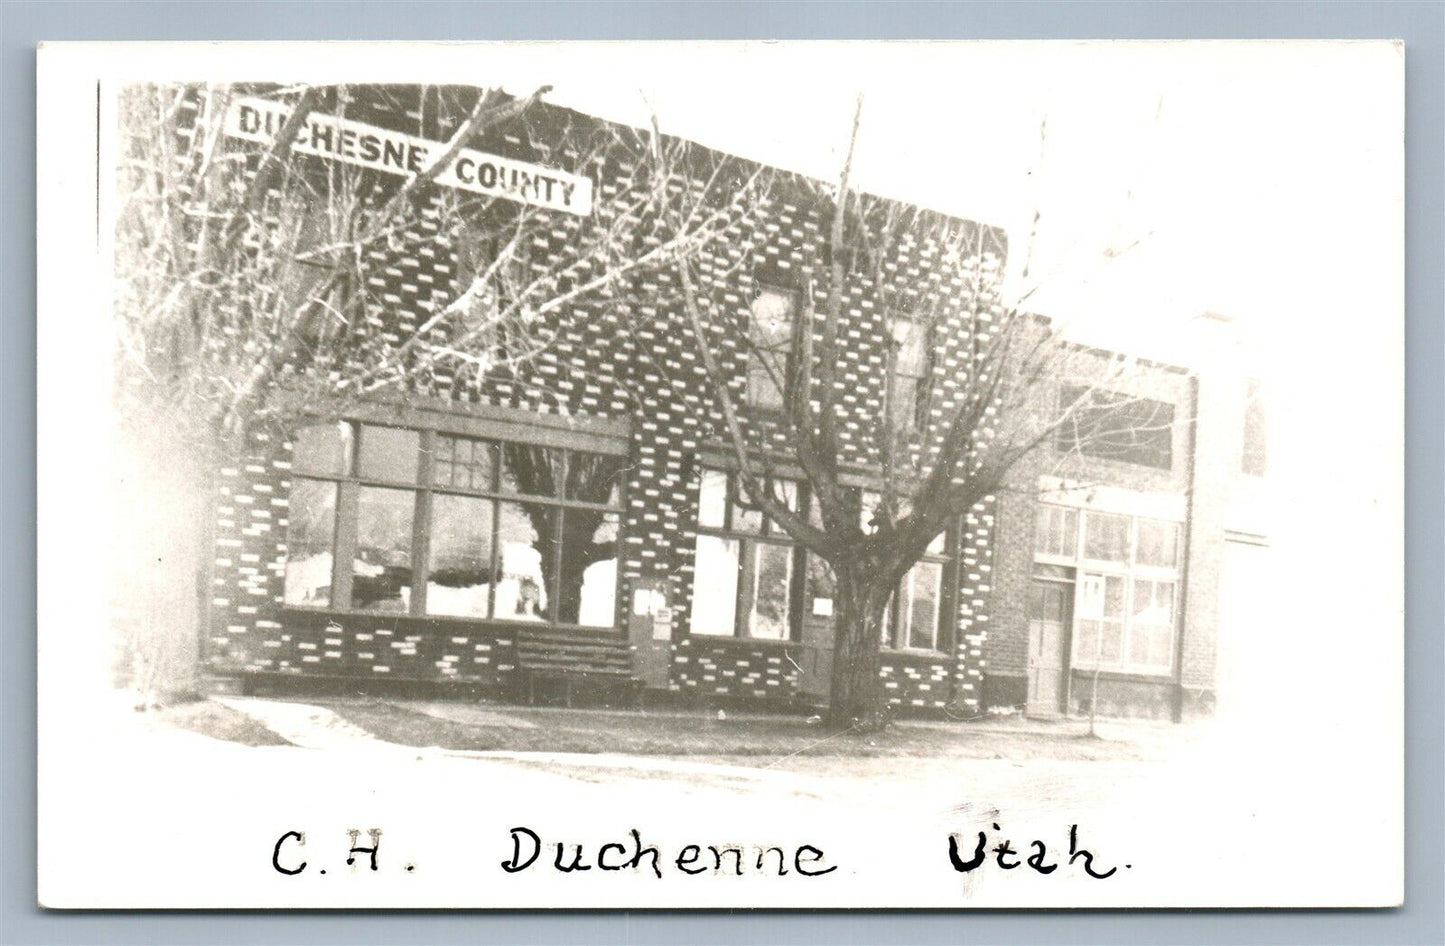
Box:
[626,578,673,689]
[1026,580,1071,716]
[798,554,836,703]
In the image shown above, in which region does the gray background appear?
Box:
[3,2,1440,943]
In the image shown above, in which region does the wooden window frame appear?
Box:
[745,285,802,415]
[689,468,806,643]
[284,419,626,633]
[859,489,957,657]
[1032,502,1182,676]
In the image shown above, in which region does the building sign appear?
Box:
[223,96,593,216]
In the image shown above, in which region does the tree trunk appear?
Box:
[825,563,892,731]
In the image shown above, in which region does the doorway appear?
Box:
[1026,578,1072,717]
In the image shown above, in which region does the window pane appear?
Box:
[1084,512,1129,562]
[1098,620,1124,663]
[293,421,354,476]
[1147,622,1174,669]
[500,443,563,496]
[895,319,929,376]
[1079,573,1124,619]
[905,562,943,650]
[433,435,494,491]
[750,289,795,349]
[1057,385,1175,470]
[1135,519,1180,569]
[926,524,948,556]
[747,292,793,411]
[495,501,554,621]
[352,486,414,612]
[698,469,728,529]
[748,355,786,411]
[689,536,739,636]
[1128,617,1152,665]
[557,509,619,627]
[1140,579,1175,625]
[732,481,763,534]
[1131,579,1175,670]
[1035,505,1079,558]
[1075,619,1100,664]
[1103,574,1125,619]
[426,494,494,618]
[765,480,799,535]
[889,375,920,431]
[284,478,336,606]
[358,425,420,483]
[564,450,627,505]
[748,543,793,640]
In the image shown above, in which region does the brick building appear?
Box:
[981,321,1269,720]
[200,87,1263,721]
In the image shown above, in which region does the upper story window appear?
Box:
[1241,379,1267,477]
[1033,503,1182,675]
[689,468,802,641]
[888,318,933,431]
[454,238,535,371]
[1057,385,1175,471]
[284,420,625,629]
[747,288,797,412]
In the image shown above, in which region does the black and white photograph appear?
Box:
[36,39,1403,909]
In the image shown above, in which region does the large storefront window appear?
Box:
[688,469,802,640]
[1033,503,1181,674]
[284,420,625,629]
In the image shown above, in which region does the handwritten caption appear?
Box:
[272,824,1128,881]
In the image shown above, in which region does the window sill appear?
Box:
[881,647,951,661]
[278,606,621,634]
[683,634,796,648]
[1069,666,1174,682]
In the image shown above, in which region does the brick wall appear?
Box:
[202,91,1008,713]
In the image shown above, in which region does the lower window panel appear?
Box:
[689,535,740,636]
[353,486,414,612]
[426,494,494,618]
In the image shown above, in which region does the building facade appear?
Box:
[980,318,1269,720]
[199,87,1262,722]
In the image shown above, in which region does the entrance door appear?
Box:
[798,554,836,705]
[626,578,673,690]
[1026,580,1071,717]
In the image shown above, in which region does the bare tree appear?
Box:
[110,82,761,702]
[671,99,1164,730]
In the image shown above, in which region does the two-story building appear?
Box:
[981,319,1269,720]
[200,85,1264,722]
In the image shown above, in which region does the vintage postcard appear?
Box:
[36,40,1403,909]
